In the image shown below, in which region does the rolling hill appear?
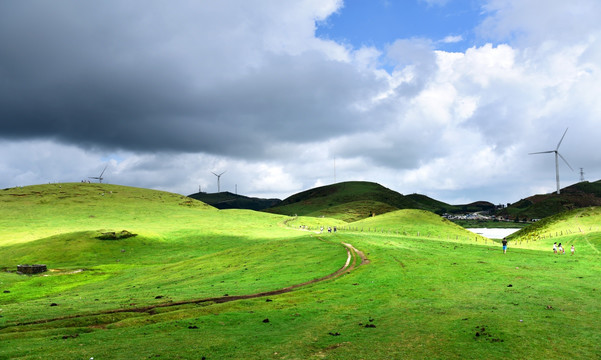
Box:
[498,180,601,220]
[188,191,281,210]
[2,182,601,359]
[263,181,424,221]
[507,205,601,251]
[347,208,486,241]
[405,194,496,214]
[264,181,494,222]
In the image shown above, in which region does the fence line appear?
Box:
[289,223,489,243]
[288,221,601,246]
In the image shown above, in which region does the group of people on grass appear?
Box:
[553,242,575,255]
[500,238,575,255]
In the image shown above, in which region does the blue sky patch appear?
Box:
[316,0,485,52]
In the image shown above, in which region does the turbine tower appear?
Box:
[529,128,573,194]
[89,165,108,183]
[211,171,226,193]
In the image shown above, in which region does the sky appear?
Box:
[1,0,601,205]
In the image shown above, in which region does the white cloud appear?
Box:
[441,35,463,44]
[2,0,601,206]
[478,0,601,46]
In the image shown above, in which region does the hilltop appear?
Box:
[188,191,281,210]
[264,181,424,222]
[0,182,215,245]
[498,180,601,220]
[264,181,494,222]
[405,193,495,214]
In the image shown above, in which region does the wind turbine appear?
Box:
[211,170,226,193]
[529,128,573,194]
[89,164,108,183]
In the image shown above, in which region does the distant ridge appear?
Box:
[263,181,493,222]
[264,181,420,222]
[498,180,601,220]
[186,181,496,220]
[404,194,495,214]
[188,191,281,211]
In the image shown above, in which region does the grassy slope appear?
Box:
[0,183,345,324]
[348,209,488,242]
[0,183,216,246]
[188,191,281,210]
[404,193,459,214]
[264,181,423,220]
[499,180,601,220]
[1,184,601,359]
[508,206,601,252]
[266,181,493,221]
[304,200,400,222]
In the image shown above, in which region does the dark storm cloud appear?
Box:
[3,0,601,205]
[0,1,386,157]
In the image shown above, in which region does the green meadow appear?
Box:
[1,183,600,359]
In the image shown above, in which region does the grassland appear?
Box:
[265,181,496,222]
[1,184,601,359]
[508,206,601,252]
[265,181,427,221]
[499,180,601,220]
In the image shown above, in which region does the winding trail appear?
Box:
[8,240,367,328]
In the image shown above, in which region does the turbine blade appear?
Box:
[529,151,554,155]
[99,164,108,177]
[557,152,574,171]
[556,127,568,150]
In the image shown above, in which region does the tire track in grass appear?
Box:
[583,233,599,254]
[6,240,367,329]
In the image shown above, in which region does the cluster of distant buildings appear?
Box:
[443,213,491,221]
[442,212,540,223]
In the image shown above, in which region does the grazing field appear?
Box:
[1,184,601,359]
[509,206,601,252]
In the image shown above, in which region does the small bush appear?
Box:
[97,230,137,240]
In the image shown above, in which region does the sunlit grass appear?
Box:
[1,184,601,359]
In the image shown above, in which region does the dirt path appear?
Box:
[9,240,367,328]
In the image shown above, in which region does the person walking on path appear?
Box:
[558,243,564,254]
[571,245,575,255]
[502,238,508,254]
[553,242,558,254]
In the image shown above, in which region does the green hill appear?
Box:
[404,193,455,214]
[265,181,442,221]
[347,209,486,242]
[404,194,495,214]
[0,182,216,246]
[507,206,601,252]
[3,183,601,359]
[265,181,496,222]
[498,180,601,220]
[0,183,345,328]
[188,191,281,210]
